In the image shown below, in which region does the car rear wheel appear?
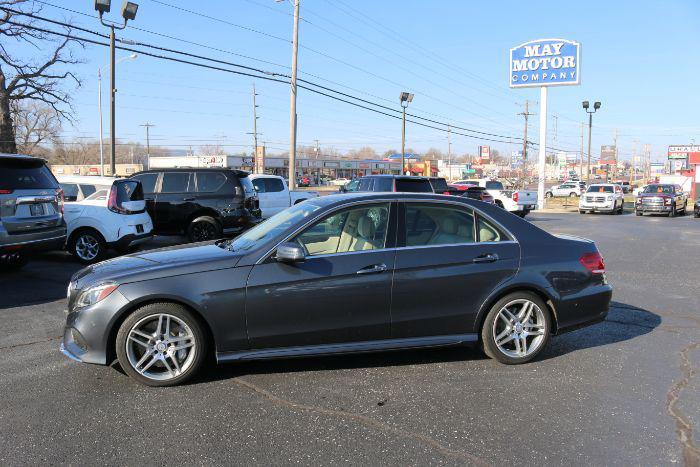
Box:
[579,210,586,214]
[636,210,643,216]
[481,292,551,364]
[69,229,106,264]
[569,192,578,197]
[187,216,221,243]
[116,303,206,387]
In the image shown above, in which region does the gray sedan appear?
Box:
[61,193,612,386]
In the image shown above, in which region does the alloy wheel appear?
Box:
[125,313,197,382]
[191,222,217,242]
[491,299,546,358]
[75,233,101,261]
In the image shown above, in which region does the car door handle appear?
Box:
[144,198,154,202]
[182,197,195,201]
[473,254,499,263]
[356,263,387,275]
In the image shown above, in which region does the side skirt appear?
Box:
[216,333,479,363]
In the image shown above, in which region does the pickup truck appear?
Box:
[249,174,319,218]
[456,179,537,217]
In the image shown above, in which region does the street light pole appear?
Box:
[399,92,413,175]
[287,0,300,190]
[97,69,104,175]
[95,0,139,176]
[582,100,601,185]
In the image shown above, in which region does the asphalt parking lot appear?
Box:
[1,211,698,465]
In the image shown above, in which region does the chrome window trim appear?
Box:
[254,199,396,265]
[395,240,518,252]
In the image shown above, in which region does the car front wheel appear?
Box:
[481,292,551,364]
[116,303,206,387]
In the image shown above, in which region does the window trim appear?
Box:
[195,171,227,193]
[255,199,397,264]
[158,171,193,194]
[397,200,516,249]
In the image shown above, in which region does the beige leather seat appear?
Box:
[350,215,378,251]
[430,216,463,245]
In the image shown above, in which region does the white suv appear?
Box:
[58,176,153,263]
[546,182,582,198]
[579,183,625,215]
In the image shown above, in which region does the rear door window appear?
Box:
[395,179,433,193]
[196,172,227,193]
[114,180,144,203]
[264,177,285,193]
[373,177,394,192]
[0,159,58,190]
[404,204,475,246]
[358,178,374,191]
[160,172,192,193]
[132,173,158,194]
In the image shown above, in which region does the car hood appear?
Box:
[70,241,244,289]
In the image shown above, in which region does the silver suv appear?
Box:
[0,154,66,270]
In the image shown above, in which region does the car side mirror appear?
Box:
[275,242,305,263]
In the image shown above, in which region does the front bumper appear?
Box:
[636,204,672,213]
[60,288,131,365]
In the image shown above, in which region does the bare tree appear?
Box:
[0,0,81,153]
[11,100,61,153]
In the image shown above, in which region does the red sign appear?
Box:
[89,167,99,173]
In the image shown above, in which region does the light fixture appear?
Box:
[121,1,139,21]
[582,100,589,109]
[594,101,601,110]
[94,0,111,15]
[400,92,413,104]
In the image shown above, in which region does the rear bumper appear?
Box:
[107,231,153,251]
[0,225,66,255]
[554,283,612,334]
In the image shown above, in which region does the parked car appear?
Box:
[249,174,319,218]
[635,184,688,217]
[694,197,700,218]
[579,184,625,214]
[61,192,612,386]
[329,177,351,186]
[633,185,648,196]
[545,182,582,198]
[58,176,153,263]
[428,177,451,195]
[297,175,311,187]
[130,168,261,242]
[449,184,495,204]
[0,154,66,270]
[457,179,537,217]
[340,175,434,193]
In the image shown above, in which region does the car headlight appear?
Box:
[75,282,119,309]
[606,195,613,201]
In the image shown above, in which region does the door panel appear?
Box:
[245,250,395,348]
[391,202,519,338]
[154,172,193,233]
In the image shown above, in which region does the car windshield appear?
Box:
[224,201,324,252]
[485,181,504,190]
[643,184,673,194]
[586,185,614,193]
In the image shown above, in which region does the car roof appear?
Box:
[56,175,118,185]
[310,192,475,208]
[363,174,428,180]
[132,167,250,176]
[0,153,47,163]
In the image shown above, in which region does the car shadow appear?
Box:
[193,300,660,384]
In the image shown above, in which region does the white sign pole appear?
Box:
[537,86,548,210]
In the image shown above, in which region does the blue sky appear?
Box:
[19,0,700,161]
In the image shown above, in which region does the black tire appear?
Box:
[115,302,207,387]
[669,205,676,218]
[569,192,578,197]
[579,210,586,214]
[545,192,553,198]
[636,210,643,216]
[694,210,699,218]
[481,291,552,365]
[69,228,107,264]
[187,216,221,243]
[680,202,687,215]
[1,253,29,271]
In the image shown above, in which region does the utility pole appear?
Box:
[612,128,618,182]
[252,83,259,173]
[140,123,155,169]
[287,0,300,190]
[98,68,104,175]
[314,139,320,185]
[314,139,320,159]
[447,125,452,181]
[586,113,593,185]
[109,26,116,175]
[518,100,533,161]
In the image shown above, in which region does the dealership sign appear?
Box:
[510,39,580,88]
[668,145,700,164]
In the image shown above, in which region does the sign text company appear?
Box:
[510,39,580,88]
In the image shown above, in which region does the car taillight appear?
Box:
[56,188,64,214]
[513,192,519,202]
[0,189,13,194]
[579,252,605,274]
[107,185,126,214]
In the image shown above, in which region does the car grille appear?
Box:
[642,197,663,205]
[585,196,606,203]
